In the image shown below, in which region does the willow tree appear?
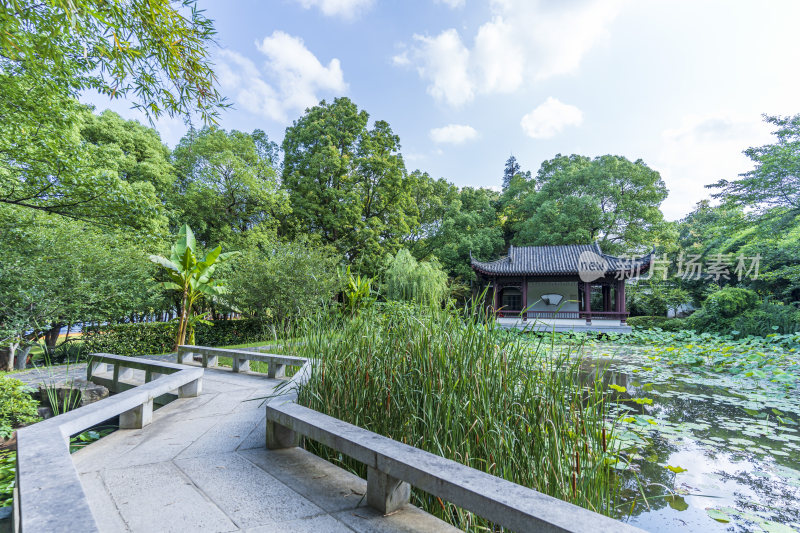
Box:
[383,249,449,306]
[149,225,238,349]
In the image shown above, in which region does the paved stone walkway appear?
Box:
[69,367,457,532]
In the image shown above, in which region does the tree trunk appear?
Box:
[44,324,62,350]
[175,288,189,350]
[14,345,31,370]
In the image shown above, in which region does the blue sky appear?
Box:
[85,0,800,220]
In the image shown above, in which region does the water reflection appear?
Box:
[580,347,800,532]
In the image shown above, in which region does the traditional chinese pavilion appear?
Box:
[470,243,653,327]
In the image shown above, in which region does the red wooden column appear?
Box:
[493,278,500,315]
[618,279,627,324]
[602,285,610,316]
[583,281,592,325]
[521,276,528,321]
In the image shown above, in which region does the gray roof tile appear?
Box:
[470,243,652,276]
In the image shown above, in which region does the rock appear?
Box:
[38,379,109,411]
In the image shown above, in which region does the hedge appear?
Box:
[84,319,270,356]
[626,316,685,332]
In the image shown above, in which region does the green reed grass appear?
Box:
[289,302,622,530]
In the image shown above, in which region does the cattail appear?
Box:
[602,427,607,453]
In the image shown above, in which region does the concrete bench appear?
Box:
[16,355,204,532]
[177,345,306,378]
[266,401,644,533]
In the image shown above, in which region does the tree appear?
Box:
[709,114,800,213]
[225,241,341,322]
[149,225,238,349]
[0,0,224,123]
[0,0,224,228]
[383,249,449,306]
[502,155,521,190]
[81,110,176,196]
[172,127,287,248]
[418,187,505,281]
[511,154,668,254]
[281,98,417,275]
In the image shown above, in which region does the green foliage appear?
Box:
[626,316,685,332]
[282,98,417,275]
[0,450,13,507]
[627,281,692,317]
[709,114,800,213]
[0,0,224,228]
[290,304,621,525]
[225,241,341,322]
[149,224,239,348]
[383,249,449,306]
[704,287,759,319]
[84,319,269,356]
[417,186,505,281]
[342,266,374,316]
[172,128,287,248]
[0,0,224,123]
[511,154,668,254]
[0,377,40,439]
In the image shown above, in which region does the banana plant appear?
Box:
[149,225,239,350]
[342,266,374,316]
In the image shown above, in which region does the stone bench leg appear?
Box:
[367,467,410,514]
[232,357,250,372]
[266,419,300,449]
[87,361,112,380]
[178,378,202,398]
[267,362,285,379]
[177,350,192,364]
[202,354,218,368]
[120,399,153,429]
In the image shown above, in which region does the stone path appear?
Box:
[69,367,457,532]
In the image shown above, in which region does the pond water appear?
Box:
[580,343,800,532]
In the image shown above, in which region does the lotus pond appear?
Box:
[559,329,800,532]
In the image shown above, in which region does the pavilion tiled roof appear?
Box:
[470,243,653,276]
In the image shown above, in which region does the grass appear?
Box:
[286,302,624,530]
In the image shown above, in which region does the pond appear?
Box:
[578,341,800,533]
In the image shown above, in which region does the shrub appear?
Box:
[84,319,269,356]
[626,315,685,331]
[0,377,40,439]
[626,281,692,317]
[703,287,758,318]
[225,242,341,322]
[732,302,800,336]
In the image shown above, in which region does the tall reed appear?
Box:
[290,302,620,530]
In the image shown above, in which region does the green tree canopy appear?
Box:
[281,98,417,274]
[710,114,800,213]
[0,0,223,229]
[172,127,288,248]
[511,154,668,254]
[420,187,505,281]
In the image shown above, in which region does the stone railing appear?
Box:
[14,355,203,533]
[177,345,307,378]
[266,400,645,533]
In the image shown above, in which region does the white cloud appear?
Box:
[396,0,626,106]
[430,124,479,144]
[435,0,465,8]
[655,113,773,220]
[216,32,347,123]
[293,0,373,19]
[410,30,473,106]
[520,97,583,139]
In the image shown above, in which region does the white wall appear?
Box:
[526,281,580,312]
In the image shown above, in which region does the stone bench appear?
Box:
[266,401,645,533]
[177,345,307,378]
[16,355,204,532]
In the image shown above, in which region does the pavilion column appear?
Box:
[493,278,500,315]
[583,282,592,325]
[618,280,627,324]
[521,276,528,321]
